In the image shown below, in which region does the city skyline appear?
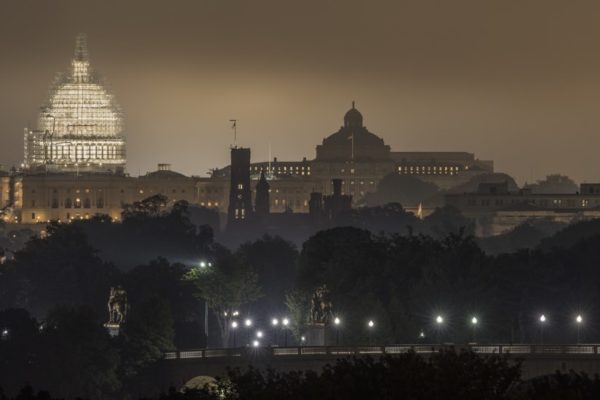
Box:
[3,1,600,184]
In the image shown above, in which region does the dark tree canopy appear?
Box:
[361,174,439,208]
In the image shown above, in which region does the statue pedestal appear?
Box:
[306,323,325,346]
[104,323,121,337]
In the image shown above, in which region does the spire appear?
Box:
[74,33,89,62]
[352,100,355,109]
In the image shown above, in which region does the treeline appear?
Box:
[3,195,600,397]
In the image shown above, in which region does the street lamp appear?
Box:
[271,318,279,345]
[435,315,444,344]
[576,315,583,344]
[252,340,260,348]
[195,260,213,345]
[282,317,290,346]
[1,328,8,341]
[256,330,263,339]
[471,316,478,342]
[367,320,375,345]
[245,319,253,345]
[539,314,547,344]
[334,317,341,345]
[231,321,239,347]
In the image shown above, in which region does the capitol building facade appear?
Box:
[1,35,494,226]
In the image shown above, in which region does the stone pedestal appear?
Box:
[104,323,120,337]
[306,323,325,346]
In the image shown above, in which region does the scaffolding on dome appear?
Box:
[24,33,126,174]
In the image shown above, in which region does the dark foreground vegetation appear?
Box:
[4,195,600,397]
[2,351,600,400]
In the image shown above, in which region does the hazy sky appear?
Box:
[2,0,600,184]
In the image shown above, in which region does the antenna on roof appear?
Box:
[229,119,237,146]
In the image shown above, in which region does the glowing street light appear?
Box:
[231,321,239,348]
[539,314,547,344]
[539,314,546,323]
[367,320,375,345]
[256,330,263,339]
[334,317,341,345]
[244,319,253,345]
[282,317,290,346]
[576,314,584,344]
[252,340,260,348]
[435,315,444,344]
[470,316,479,342]
[272,318,279,326]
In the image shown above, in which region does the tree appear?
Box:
[185,245,262,347]
[0,223,118,319]
[524,174,578,194]
[119,297,175,381]
[361,174,439,208]
[36,306,120,400]
[123,259,202,348]
[74,196,214,270]
[236,235,298,317]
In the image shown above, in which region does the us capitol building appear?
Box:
[0,35,494,226]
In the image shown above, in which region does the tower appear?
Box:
[255,170,270,218]
[227,147,252,223]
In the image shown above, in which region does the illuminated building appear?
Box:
[23,33,126,174]
[445,182,600,236]
[3,35,497,228]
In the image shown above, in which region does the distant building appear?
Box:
[2,35,495,226]
[445,182,600,236]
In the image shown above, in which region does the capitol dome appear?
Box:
[24,34,126,174]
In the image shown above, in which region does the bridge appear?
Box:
[152,344,600,391]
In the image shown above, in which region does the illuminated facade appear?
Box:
[24,34,125,174]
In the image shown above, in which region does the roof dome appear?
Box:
[37,33,123,138]
[24,34,126,173]
[344,101,363,128]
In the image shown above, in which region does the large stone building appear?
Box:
[1,34,496,227]
[445,182,600,236]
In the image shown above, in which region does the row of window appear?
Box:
[466,198,600,208]
[398,165,460,175]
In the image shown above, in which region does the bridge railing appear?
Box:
[164,344,600,361]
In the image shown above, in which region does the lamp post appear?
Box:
[271,318,279,346]
[576,315,583,344]
[471,316,478,343]
[367,320,375,345]
[539,314,546,344]
[231,321,238,348]
[282,318,290,346]
[334,317,341,346]
[435,315,444,345]
[245,318,253,345]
